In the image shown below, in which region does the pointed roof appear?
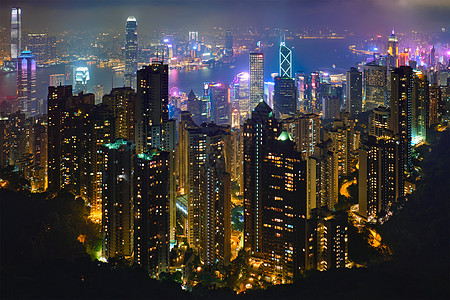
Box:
[277,130,293,142]
[251,100,273,121]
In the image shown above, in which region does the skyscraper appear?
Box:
[102,87,136,141]
[282,112,321,160]
[135,62,169,154]
[390,66,413,172]
[369,106,390,138]
[322,97,340,120]
[363,63,387,111]
[134,149,170,275]
[358,135,404,219]
[249,52,264,112]
[260,132,307,282]
[411,73,428,144]
[27,33,47,63]
[236,72,250,119]
[306,140,338,219]
[210,83,231,125]
[224,30,233,58]
[388,31,399,68]
[11,7,21,60]
[279,36,292,78]
[102,139,135,259]
[125,16,138,89]
[345,67,362,117]
[243,101,280,254]
[273,76,297,119]
[17,51,37,117]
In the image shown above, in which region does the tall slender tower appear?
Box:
[279,35,292,78]
[124,16,138,89]
[17,51,36,117]
[11,7,21,60]
[346,67,362,116]
[249,52,264,112]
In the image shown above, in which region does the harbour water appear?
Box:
[0,38,367,101]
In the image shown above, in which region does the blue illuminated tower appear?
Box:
[17,51,36,116]
[279,35,292,78]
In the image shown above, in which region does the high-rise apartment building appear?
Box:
[134,149,170,275]
[322,97,340,120]
[135,62,169,154]
[243,101,281,254]
[103,87,136,141]
[390,66,413,172]
[369,106,390,138]
[282,112,321,160]
[411,73,428,144]
[358,135,404,219]
[346,67,362,117]
[249,52,264,112]
[306,140,338,219]
[102,139,135,259]
[124,16,138,89]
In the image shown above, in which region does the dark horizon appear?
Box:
[1,0,450,34]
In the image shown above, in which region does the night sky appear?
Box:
[1,0,449,33]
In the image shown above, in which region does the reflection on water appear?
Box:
[1,38,365,101]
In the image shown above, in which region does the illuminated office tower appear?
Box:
[224,30,233,57]
[273,76,297,119]
[306,209,348,271]
[325,112,359,176]
[260,132,307,282]
[11,7,21,60]
[369,106,390,138]
[363,63,387,111]
[358,135,404,219]
[243,101,281,254]
[201,130,231,266]
[49,74,64,86]
[186,123,231,250]
[102,87,136,141]
[282,112,321,160]
[398,51,409,67]
[124,16,138,89]
[411,73,428,144]
[134,149,170,276]
[387,31,398,68]
[236,72,250,119]
[74,66,90,93]
[135,62,168,154]
[322,97,340,120]
[102,139,135,260]
[249,52,264,112]
[390,66,413,172]
[428,84,441,126]
[27,33,47,63]
[189,31,198,44]
[306,140,338,219]
[279,36,292,78]
[345,67,362,117]
[17,51,37,117]
[210,82,231,125]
